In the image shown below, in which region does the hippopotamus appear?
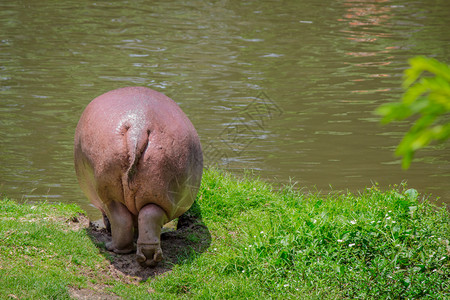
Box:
[74,86,203,266]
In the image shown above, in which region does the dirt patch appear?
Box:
[65,214,91,231]
[65,203,210,299]
[66,208,211,284]
[68,286,122,300]
[87,216,210,282]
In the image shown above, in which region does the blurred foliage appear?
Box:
[377,56,450,169]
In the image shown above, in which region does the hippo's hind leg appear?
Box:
[136,204,168,266]
[105,201,135,254]
[102,212,111,233]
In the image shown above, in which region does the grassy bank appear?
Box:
[1,169,449,299]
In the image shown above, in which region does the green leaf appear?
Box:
[377,56,450,169]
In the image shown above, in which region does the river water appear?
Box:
[1,0,449,218]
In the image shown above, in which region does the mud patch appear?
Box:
[87,213,211,283]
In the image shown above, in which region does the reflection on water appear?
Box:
[0,0,448,217]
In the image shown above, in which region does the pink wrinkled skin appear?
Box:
[74,87,203,266]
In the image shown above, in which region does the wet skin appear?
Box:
[74,87,203,266]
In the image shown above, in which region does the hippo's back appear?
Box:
[74,87,203,219]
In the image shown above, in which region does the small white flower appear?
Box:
[370,221,375,224]
[214,248,217,251]
[284,284,289,287]
[349,243,355,247]
[386,217,391,220]
[249,245,252,247]
[392,221,396,223]
[350,220,357,225]
[388,210,392,213]
[242,270,245,273]
[260,231,264,234]
[337,239,344,243]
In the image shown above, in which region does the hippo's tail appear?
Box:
[120,124,151,215]
[123,124,151,186]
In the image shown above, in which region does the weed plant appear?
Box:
[1,169,449,299]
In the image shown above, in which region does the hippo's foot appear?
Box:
[136,204,168,267]
[105,241,135,254]
[136,242,163,267]
[105,201,135,254]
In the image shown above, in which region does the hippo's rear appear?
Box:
[74,86,203,266]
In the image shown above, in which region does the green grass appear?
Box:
[1,169,449,299]
[0,199,116,299]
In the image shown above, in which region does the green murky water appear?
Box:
[1,0,449,217]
